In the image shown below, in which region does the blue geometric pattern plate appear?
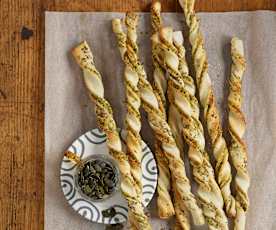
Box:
[60,128,158,225]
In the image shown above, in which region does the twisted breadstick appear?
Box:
[151,2,175,219]
[124,12,143,203]
[151,1,162,34]
[151,1,168,116]
[229,37,250,230]
[152,2,192,226]
[179,0,236,217]
[112,15,205,226]
[156,27,228,229]
[72,41,151,230]
[152,3,192,226]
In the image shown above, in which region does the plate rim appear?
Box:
[60,128,158,224]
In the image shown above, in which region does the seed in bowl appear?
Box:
[77,158,119,201]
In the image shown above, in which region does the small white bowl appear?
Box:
[74,154,120,202]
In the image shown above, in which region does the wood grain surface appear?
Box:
[0,0,275,229]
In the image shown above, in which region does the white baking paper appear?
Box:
[45,11,276,230]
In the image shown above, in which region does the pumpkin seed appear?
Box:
[84,185,92,194]
[102,207,116,218]
[100,162,106,168]
[94,164,102,172]
[90,166,96,174]
[77,158,118,200]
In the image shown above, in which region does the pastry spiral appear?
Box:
[156,27,228,229]
[229,37,250,230]
[151,1,168,117]
[152,2,192,226]
[178,0,236,217]
[151,1,175,219]
[124,12,143,203]
[72,41,151,230]
[112,15,204,226]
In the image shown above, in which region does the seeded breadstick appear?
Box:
[122,13,145,230]
[123,12,143,203]
[112,15,204,226]
[229,37,250,230]
[151,1,175,219]
[155,27,228,229]
[152,2,192,227]
[72,42,151,230]
[178,0,236,217]
[151,1,168,116]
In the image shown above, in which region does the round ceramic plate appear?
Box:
[60,128,157,225]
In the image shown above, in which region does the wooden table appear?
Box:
[0,0,275,229]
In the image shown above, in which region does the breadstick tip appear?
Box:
[72,40,88,56]
[112,18,123,33]
[126,12,139,26]
[231,37,244,56]
[152,1,161,12]
[72,40,92,68]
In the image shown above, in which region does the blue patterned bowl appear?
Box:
[60,128,158,225]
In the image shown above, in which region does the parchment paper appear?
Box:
[45,11,276,230]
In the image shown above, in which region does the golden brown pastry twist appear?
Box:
[151,1,168,116]
[151,1,162,34]
[72,41,151,230]
[151,1,175,219]
[152,2,192,227]
[112,15,205,226]
[229,37,250,230]
[155,27,228,229]
[123,12,143,203]
[178,0,236,217]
